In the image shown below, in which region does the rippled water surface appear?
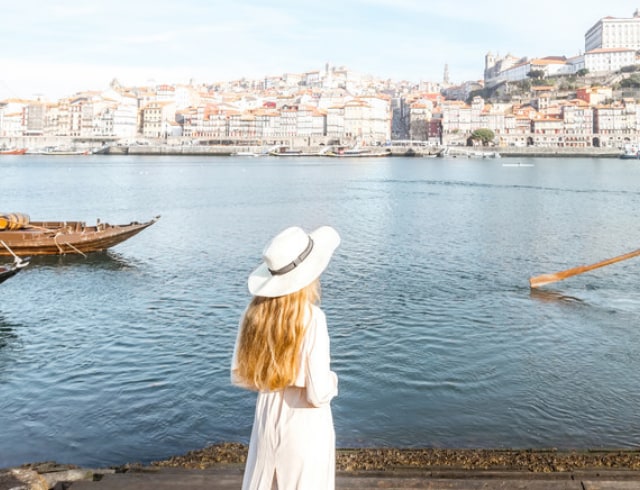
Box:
[1,154,640,467]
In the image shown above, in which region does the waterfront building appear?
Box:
[501,108,534,147]
[326,105,345,141]
[140,101,177,139]
[111,95,139,138]
[439,96,498,144]
[24,101,46,136]
[560,102,594,147]
[342,95,391,144]
[280,106,298,137]
[478,109,506,141]
[531,116,564,146]
[187,105,228,139]
[0,111,24,137]
[408,101,432,142]
[230,111,256,139]
[593,102,639,147]
[92,104,116,138]
[311,108,327,137]
[254,109,281,140]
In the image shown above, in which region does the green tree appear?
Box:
[619,75,640,88]
[527,69,545,80]
[470,128,495,146]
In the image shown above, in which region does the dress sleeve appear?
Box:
[305,307,339,407]
[230,312,249,388]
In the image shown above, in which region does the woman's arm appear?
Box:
[305,308,338,407]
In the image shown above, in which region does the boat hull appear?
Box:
[0,148,27,155]
[325,151,391,157]
[0,217,159,256]
[0,265,22,284]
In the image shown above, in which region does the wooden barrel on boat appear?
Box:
[0,213,30,230]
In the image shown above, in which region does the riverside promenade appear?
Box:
[104,143,622,158]
[0,135,623,158]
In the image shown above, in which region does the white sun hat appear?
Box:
[248,225,340,297]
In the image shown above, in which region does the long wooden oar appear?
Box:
[529,247,640,289]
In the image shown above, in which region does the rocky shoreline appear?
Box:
[150,443,640,473]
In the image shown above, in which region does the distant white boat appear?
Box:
[620,148,640,159]
[325,145,391,158]
[502,162,535,167]
[232,151,261,157]
[29,146,90,156]
[268,146,320,156]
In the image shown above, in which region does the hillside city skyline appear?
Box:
[0,3,635,101]
[3,8,640,152]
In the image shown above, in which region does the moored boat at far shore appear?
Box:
[0,148,28,155]
[28,146,90,155]
[620,149,640,159]
[325,145,391,157]
[267,146,322,156]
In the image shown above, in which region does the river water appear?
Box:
[1,154,640,468]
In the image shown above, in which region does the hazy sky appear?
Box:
[0,1,636,100]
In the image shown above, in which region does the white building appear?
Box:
[485,56,573,87]
[585,9,640,51]
[584,48,637,74]
[140,101,177,138]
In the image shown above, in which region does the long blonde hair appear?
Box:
[235,279,320,391]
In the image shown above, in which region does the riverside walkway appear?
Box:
[65,466,640,489]
[4,465,640,489]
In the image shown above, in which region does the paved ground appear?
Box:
[65,466,640,489]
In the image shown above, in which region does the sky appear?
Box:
[0,1,637,100]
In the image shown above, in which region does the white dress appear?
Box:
[231,304,338,490]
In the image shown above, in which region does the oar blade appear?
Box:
[529,273,564,289]
[529,247,640,289]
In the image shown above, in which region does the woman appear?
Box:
[232,225,340,490]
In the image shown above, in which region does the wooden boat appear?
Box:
[0,148,28,155]
[0,241,29,284]
[0,213,159,256]
[0,260,27,284]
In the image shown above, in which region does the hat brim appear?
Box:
[248,226,340,297]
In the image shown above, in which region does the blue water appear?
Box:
[1,154,640,468]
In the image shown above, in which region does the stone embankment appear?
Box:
[1,136,623,158]
[100,145,621,157]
